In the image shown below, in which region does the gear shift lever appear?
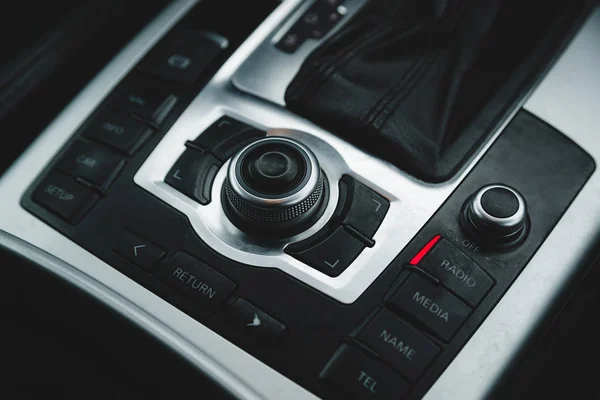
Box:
[285,0,586,181]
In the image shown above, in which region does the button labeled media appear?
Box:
[389,274,472,341]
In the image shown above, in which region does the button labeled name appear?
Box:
[355,309,439,381]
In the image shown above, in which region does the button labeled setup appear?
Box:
[84,111,152,155]
[159,252,235,309]
[288,226,365,277]
[419,239,494,306]
[389,274,472,341]
[165,149,221,205]
[32,171,98,224]
[56,140,124,189]
[320,344,411,399]
[227,298,285,340]
[355,309,439,381]
[138,30,228,84]
[112,231,165,271]
[113,83,178,126]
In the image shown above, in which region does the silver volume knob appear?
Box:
[460,184,530,250]
[223,136,327,236]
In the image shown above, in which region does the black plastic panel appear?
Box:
[20,3,596,399]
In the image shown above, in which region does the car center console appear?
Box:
[2,1,600,399]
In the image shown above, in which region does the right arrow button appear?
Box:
[227,299,285,341]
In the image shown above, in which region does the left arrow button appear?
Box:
[113,231,165,271]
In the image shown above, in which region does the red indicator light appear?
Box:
[409,235,441,265]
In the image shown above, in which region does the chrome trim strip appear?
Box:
[472,184,526,229]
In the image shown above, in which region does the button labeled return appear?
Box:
[159,252,235,309]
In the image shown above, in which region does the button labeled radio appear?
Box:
[419,239,494,306]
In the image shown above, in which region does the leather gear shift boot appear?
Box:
[285,0,589,181]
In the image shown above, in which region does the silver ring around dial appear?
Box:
[471,184,526,228]
[227,137,321,208]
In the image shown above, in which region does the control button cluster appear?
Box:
[165,116,266,205]
[32,77,179,225]
[320,236,493,397]
[112,232,286,341]
[276,0,347,53]
[286,175,389,276]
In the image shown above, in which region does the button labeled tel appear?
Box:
[320,344,410,399]
[358,371,377,393]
